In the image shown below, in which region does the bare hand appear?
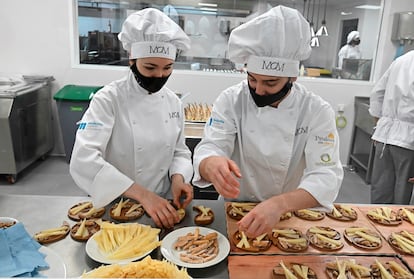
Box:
[199,156,242,199]
[237,189,319,238]
[237,199,281,238]
[137,190,179,228]
[409,178,414,183]
[171,174,193,209]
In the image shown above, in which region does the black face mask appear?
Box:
[351,39,360,45]
[130,64,171,93]
[248,79,292,107]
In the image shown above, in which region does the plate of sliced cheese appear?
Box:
[85,222,161,264]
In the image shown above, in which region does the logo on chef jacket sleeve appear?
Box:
[314,133,335,146]
[77,121,103,131]
[316,153,336,166]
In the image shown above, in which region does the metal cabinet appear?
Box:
[0,83,54,183]
[348,96,376,184]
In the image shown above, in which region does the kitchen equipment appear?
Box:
[0,82,54,183]
[392,11,414,43]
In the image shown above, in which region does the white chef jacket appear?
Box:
[338,45,362,69]
[193,80,343,211]
[369,50,414,151]
[70,71,193,208]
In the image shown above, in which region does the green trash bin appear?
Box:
[54,85,103,163]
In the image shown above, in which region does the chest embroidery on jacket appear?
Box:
[77,121,103,131]
[295,126,308,136]
[208,117,225,130]
[169,111,180,119]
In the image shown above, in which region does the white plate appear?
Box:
[85,230,159,264]
[39,246,67,278]
[160,226,230,268]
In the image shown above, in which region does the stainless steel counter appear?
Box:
[0,194,228,278]
[0,83,54,183]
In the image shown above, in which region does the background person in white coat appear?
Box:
[70,8,193,228]
[338,30,362,69]
[192,6,343,238]
[369,50,414,204]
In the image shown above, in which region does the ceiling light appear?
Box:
[341,12,352,16]
[199,7,217,12]
[198,3,218,8]
[311,36,319,47]
[316,0,328,37]
[355,5,381,10]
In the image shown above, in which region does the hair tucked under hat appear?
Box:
[347,31,360,44]
[228,5,311,77]
[118,8,190,60]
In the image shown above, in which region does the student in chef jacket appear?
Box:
[338,31,362,69]
[192,6,343,238]
[369,50,414,204]
[70,8,193,228]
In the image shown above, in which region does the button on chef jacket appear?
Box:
[70,71,193,208]
[192,80,343,211]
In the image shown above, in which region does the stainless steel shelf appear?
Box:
[348,97,375,184]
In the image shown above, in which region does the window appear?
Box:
[76,0,383,80]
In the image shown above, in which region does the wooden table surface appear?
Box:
[224,202,414,278]
[228,254,406,279]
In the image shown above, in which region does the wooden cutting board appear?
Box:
[225,202,395,255]
[227,254,411,279]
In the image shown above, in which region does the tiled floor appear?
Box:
[0,156,371,203]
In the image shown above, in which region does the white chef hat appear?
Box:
[118,8,190,60]
[347,31,360,44]
[228,5,311,77]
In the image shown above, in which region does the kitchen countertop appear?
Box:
[0,194,228,278]
[3,194,414,278]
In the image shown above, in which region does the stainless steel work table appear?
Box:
[0,194,228,278]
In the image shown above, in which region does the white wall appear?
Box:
[0,0,410,165]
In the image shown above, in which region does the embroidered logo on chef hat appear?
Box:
[228,5,311,77]
[118,8,190,60]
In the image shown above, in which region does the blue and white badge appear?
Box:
[76,121,104,131]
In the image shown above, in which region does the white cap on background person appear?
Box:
[347,31,360,44]
[118,8,190,60]
[228,5,311,77]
